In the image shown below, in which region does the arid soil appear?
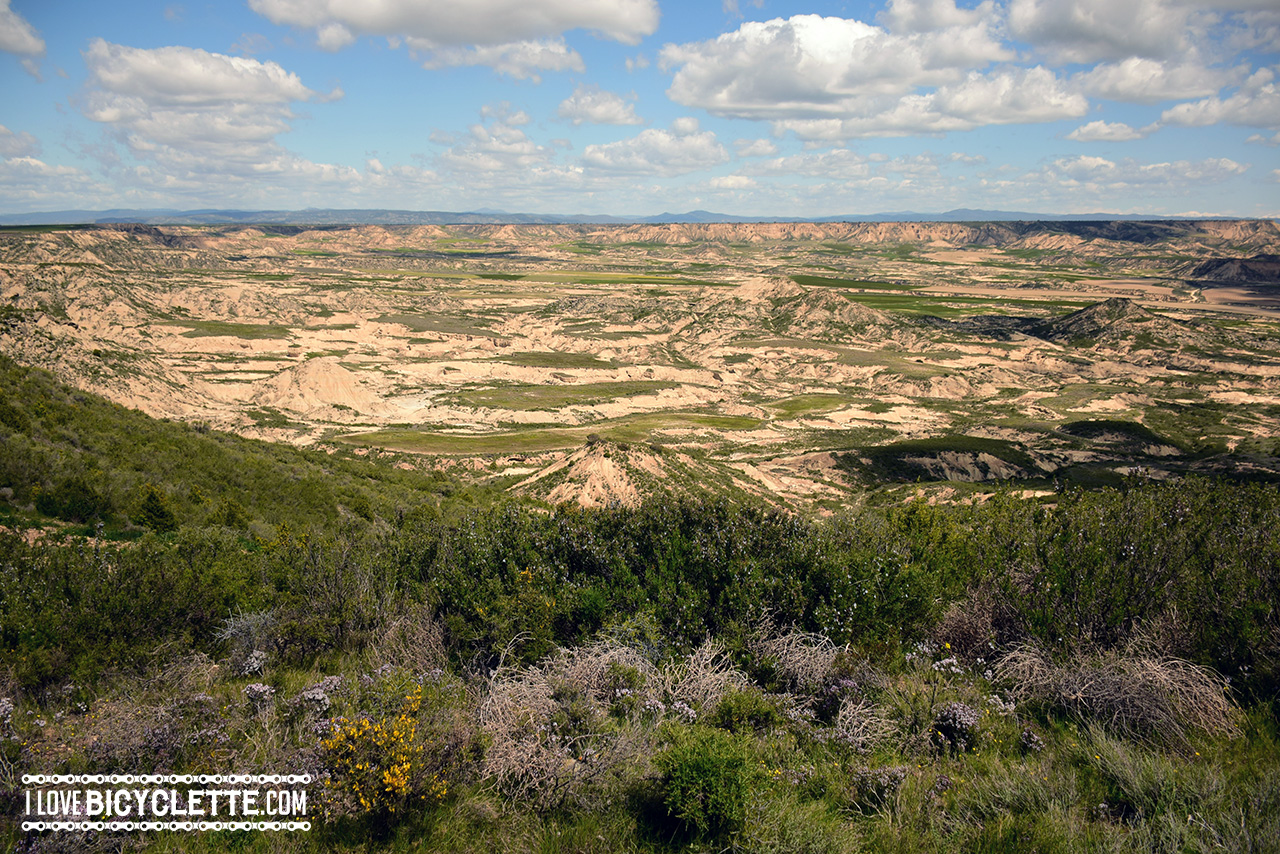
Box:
[3,220,1279,508]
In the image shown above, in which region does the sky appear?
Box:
[1,0,1278,218]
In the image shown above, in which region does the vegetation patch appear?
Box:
[174,320,292,339]
[791,274,915,290]
[490,351,615,369]
[1060,418,1181,451]
[448,380,680,410]
[766,393,848,418]
[374,313,501,338]
[843,435,1042,482]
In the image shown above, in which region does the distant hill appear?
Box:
[0,207,1250,227]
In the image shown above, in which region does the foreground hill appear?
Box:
[0,356,472,536]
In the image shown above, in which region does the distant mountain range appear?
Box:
[0,207,1247,226]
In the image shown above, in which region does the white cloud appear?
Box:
[78,40,367,206]
[84,40,318,108]
[745,149,948,183]
[250,0,658,77]
[735,138,779,157]
[661,14,1011,121]
[414,38,583,80]
[1067,120,1146,141]
[582,124,729,176]
[1078,57,1243,104]
[1042,154,1248,187]
[0,156,115,211]
[670,116,701,135]
[316,22,356,51]
[880,0,994,33]
[0,124,39,158]
[772,66,1088,140]
[0,0,44,57]
[1008,0,1194,63]
[748,148,875,179]
[722,0,763,18]
[935,66,1088,124]
[1226,9,1280,52]
[557,85,642,125]
[440,110,557,174]
[708,174,756,189]
[1159,67,1280,129]
[249,0,659,54]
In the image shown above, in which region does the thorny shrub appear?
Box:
[480,639,659,812]
[997,643,1239,747]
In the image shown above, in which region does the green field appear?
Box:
[490,351,616,369]
[342,411,761,453]
[173,320,292,339]
[448,380,680,410]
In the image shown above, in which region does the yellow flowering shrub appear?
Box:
[320,688,448,818]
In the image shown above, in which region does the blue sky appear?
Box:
[1,0,1277,217]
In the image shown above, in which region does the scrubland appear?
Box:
[2,220,1279,851]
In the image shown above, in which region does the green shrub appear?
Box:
[712,687,784,734]
[134,482,178,532]
[656,724,751,840]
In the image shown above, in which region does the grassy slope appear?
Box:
[0,356,477,536]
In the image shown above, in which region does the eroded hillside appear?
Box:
[2,220,1279,508]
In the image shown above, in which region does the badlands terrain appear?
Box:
[2,219,1279,509]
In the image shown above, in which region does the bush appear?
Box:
[321,687,448,819]
[932,701,980,754]
[997,644,1239,747]
[656,724,751,840]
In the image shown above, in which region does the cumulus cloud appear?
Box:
[745,149,948,182]
[661,14,1011,121]
[414,38,583,79]
[965,152,1255,213]
[440,108,557,174]
[316,22,356,51]
[1159,67,1280,129]
[1067,120,1146,141]
[581,123,729,176]
[659,13,1094,139]
[250,0,657,74]
[84,40,318,108]
[1078,57,1243,103]
[1008,0,1195,63]
[735,138,779,157]
[251,0,658,44]
[0,156,116,211]
[771,66,1087,140]
[557,85,642,125]
[79,40,364,204]
[0,0,44,57]
[880,0,995,33]
[670,116,701,135]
